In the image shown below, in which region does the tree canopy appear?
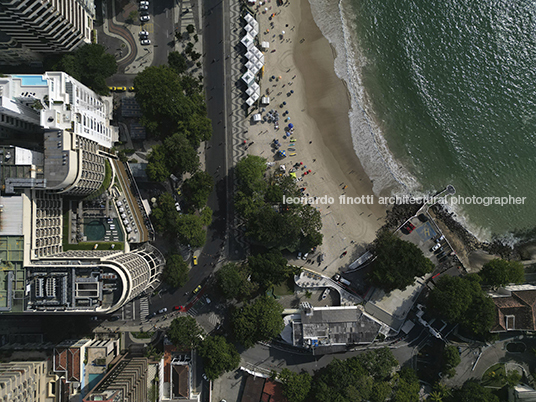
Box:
[427,275,496,336]
[231,296,284,348]
[198,335,240,380]
[182,171,214,210]
[162,254,189,288]
[278,369,312,402]
[367,230,434,292]
[150,193,179,236]
[168,316,204,349]
[248,249,299,290]
[168,51,188,74]
[310,348,398,402]
[134,65,211,145]
[479,258,525,287]
[442,345,461,378]
[448,381,499,402]
[234,155,323,251]
[176,211,209,248]
[146,134,200,182]
[46,44,117,95]
[216,263,257,301]
[392,367,420,402]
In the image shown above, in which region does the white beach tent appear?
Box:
[250,82,260,92]
[250,28,258,37]
[246,97,255,106]
[256,53,265,64]
[252,46,263,58]
[261,41,270,50]
[250,19,259,31]
[251,91,260,102]
[261,96,270,105]
[245,60,254,70]
[253,113,262,122]
[241,34,255,49]
[246,86,255,96]
[242,71,255,86]
[249,65,260,75]
[244,13,254,23]
[254,59,263,70]
[245,50,254,60]
[244,24,253,32]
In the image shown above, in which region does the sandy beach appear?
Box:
[243,0,387,275]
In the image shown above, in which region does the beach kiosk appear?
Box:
[253,113,262,122]
[261,96,270,105]
[261,41,270,50]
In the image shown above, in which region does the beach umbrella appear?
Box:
[290,90,294,93]
[278,76,282,80]
[308,170,311,173]
[282,30,286,35]
[265,7,268,11]
[283,101,287,105]
[300,162,303,165]
[289,123,293,128]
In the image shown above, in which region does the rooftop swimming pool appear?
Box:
[12,75,47,86]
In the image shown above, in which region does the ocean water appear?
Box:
[308,0,536,241]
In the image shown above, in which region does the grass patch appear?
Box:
[63,241,124,251]
[482,363,506,388]
[272,276,295,298]
[85,159,112,201]
[131,331,154,339]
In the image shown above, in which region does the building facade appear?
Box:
[0,360,55,402]
[0,0,95,65]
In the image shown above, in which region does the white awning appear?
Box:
[241,34,255,49]
[242,71,255,85]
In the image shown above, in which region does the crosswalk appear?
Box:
[188,307,199,317]
[140,297,149,319]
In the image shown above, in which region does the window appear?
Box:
[506,315,515,330]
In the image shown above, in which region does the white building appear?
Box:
[0,72,117,148]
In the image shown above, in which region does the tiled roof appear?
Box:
[492,290,536,332]
[262,379,287,402]
[53,347,81,382]
[172,365,189,398]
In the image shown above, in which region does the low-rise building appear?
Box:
[490,285,536,332]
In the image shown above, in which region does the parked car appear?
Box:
[202,373,208,381]
[430,243,441,252]
[205,296,211,304]
[158,308,167,314]
[418,213,428,222]
[116,86,126,92]
[193,256,198,266]
[108,86,116,92]
[193,285,202,294]
[139,30,149,38]
[173,305,183,311]
[146,312,156,319]
[140,14,150,21]
[139,5,149,10]
[302,252,309,260]
[141,39,151,45]
[140,0,149,5]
